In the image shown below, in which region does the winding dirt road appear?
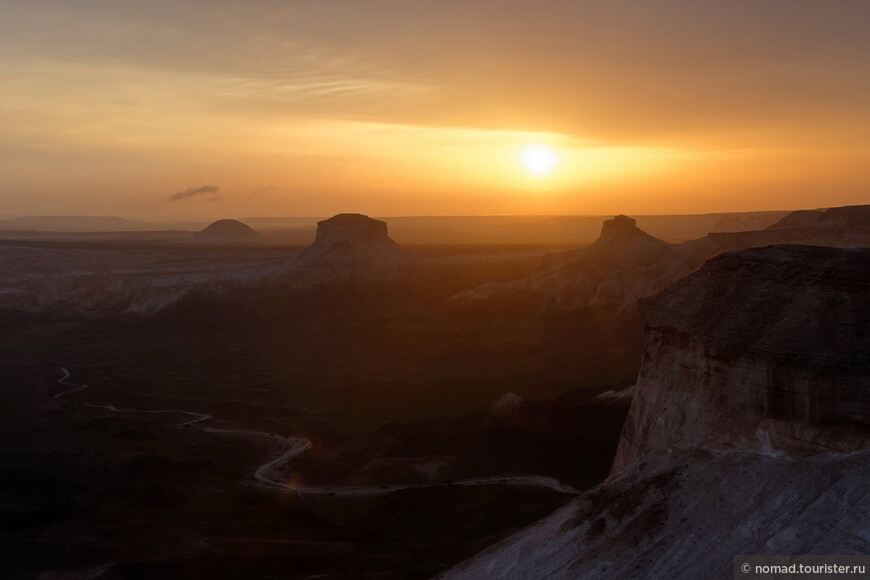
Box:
[55,368,580,496]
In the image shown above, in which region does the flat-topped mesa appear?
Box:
[313,213,389,245]
[294,213,416,284]
[598,214,643,242]
[611,244,870,474]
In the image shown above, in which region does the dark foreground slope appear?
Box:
[442,245,870,580]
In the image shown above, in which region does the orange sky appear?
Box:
[1,1,868,221]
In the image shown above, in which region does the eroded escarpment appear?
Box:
[612,244,870,472]
[451,206,870,321]
[441,244,870,580]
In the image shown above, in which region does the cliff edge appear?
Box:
[612,245,870,472]
[441,245,870,580]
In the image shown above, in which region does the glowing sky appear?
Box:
[1,0,869,220]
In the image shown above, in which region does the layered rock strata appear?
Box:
[612,245,870,472]
[441,245,870,580]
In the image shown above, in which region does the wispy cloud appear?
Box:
[168,185,220,201]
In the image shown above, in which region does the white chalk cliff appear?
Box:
[613,245,870,472]
[441,245,870,580]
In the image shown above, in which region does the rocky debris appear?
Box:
[612,245,870,472]
[194,219,262,243]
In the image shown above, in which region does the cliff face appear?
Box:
[441,245,870,580]
[612,245,870,472]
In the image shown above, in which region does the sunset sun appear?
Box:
[520,144,559,176]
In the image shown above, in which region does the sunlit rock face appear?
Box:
[293,213,417,285]
[441,244,870,580]
[612,245,870,473]
[194,219,262,243]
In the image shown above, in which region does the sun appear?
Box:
[520,144,559,176]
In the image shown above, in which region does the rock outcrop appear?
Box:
[441,245,870,580]
[451,215,677,318]
[194,219,262,243]
[291,213,417,286]
[452,207,870,320]
[612,245,870,472]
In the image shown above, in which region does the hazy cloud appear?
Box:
[169,185,220,202]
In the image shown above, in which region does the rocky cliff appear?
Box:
[441,245,870,580]
[612,245,870,472]
[452,207,870,320]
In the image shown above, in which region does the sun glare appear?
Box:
[520,144,558,176]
